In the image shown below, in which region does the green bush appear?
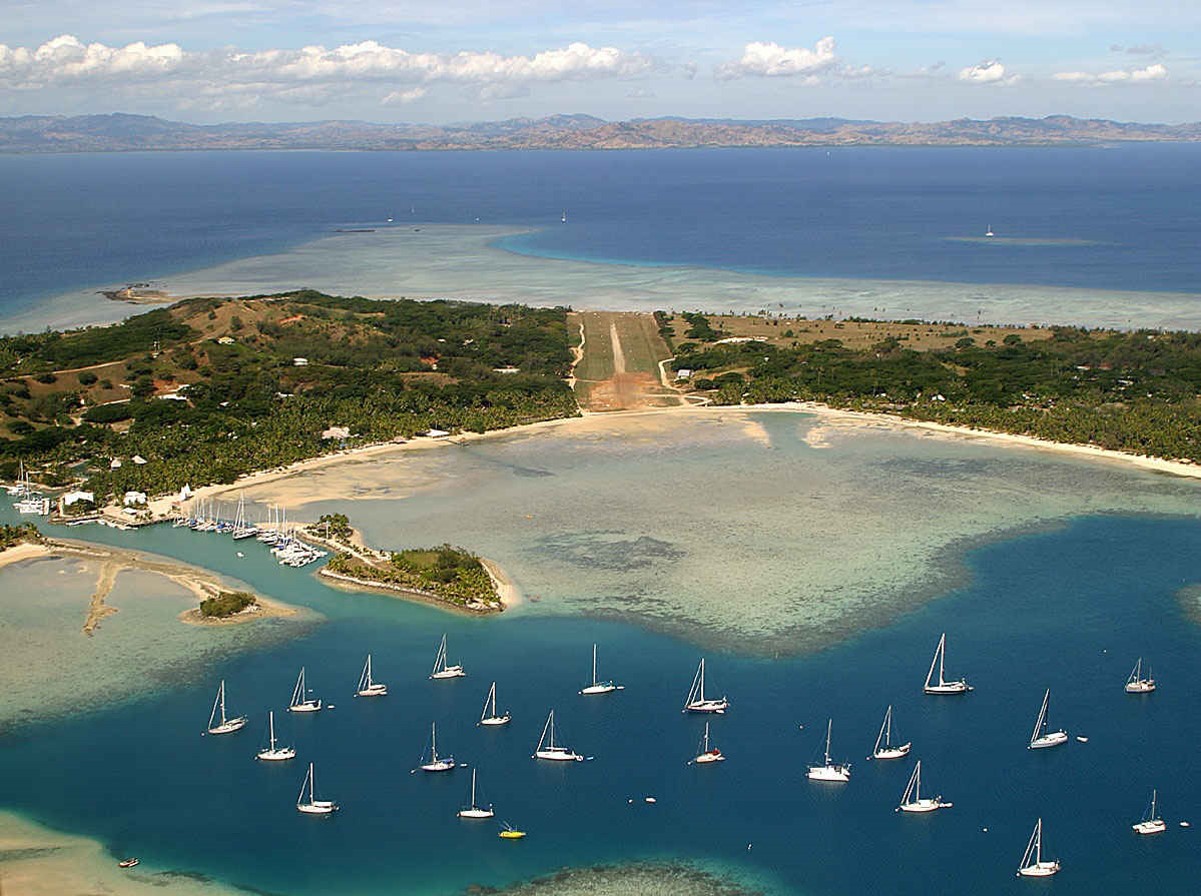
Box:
[199,591,257,618]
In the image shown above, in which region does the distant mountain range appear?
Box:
[3,112,1200,153]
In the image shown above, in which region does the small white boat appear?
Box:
[118,857,139,868]
[296,762,338,815]
[807,719,851,783]
[870,704,912,760]
[355,653,388,697]
[419,721,456,772]
[1016,818,1060,878]
[429,634,466,680]
[478,681,511,726]
[1125,657,1156,694]
[1133,789,1167,835]
[255,710,296,761]
[579,643,623,695]
[205,680,248,735]
[1028,689,1068,750]
[923,633,972,695]
[1075,736,1089,743]
[985,224,995,238]
[287,666,322,713]
[682,658,729,713]
[457,769,495,819]
[532,709,583,761]
[691,721,725,764]
[561,210,568,224]
[897,759,952,813]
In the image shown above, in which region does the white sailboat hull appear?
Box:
[535,748,582,762]
[257,747,296,761]
[479,715,511,726]
[356,684,388,697]
[458,808,495,819]
[900,798,951,813]
[421,759,456,772]
[694,751,725,764]
[684,698,729,713]
[1018,861,1060,878]
[1133,819,1166,835]
[288,700,322,713]
[297,801,338,815]
[1125,681,1156,693]
[807,764,851,782]
[431,666,466,680]
[924,681,971,695]
[873,743,912,760]
[207,717,248,735]
[580,682,618,695]
[1029,731,1069,749]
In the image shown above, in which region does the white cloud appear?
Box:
[715,38,838,81]
[1053,63,1168,85]
[957,59,1019,85]
[381,86,426,105]
[0,34,653,103]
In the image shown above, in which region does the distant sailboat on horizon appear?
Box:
[869,704,912,760]
[205,680,247,735]
[923,633,972,695]
[985,224,995,238]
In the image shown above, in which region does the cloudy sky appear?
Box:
[1,0,1198,123]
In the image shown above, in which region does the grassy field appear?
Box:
[568,311,678,412]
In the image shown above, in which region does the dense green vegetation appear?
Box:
[199,591,257,618]
[674,327,1201,462]
[326,544,500,610]
[0,292,579,498]
[0,522,41,551]
[314,513,353,540]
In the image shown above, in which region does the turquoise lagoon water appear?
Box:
[0,507,1199,894]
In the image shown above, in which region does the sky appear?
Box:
[0,1,1198,124]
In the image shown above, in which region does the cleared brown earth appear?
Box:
[568,311,678,412]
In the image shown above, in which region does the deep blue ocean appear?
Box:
[1,144,1200,320]
[1,512,1199,894]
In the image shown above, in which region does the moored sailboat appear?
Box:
[869,704,911,760]
[429,634,466,679]
[418,721,456,772]
[682,658,729,713]
[691,721,725,764]
[287,666,322,713]
[1132,789,1167,835]
[296,762,338,815]
[1028,689,1068,749]
[205,680,248,735]
[1016,818,1060,877]
[532,709,583,761]
[896,760,952,813]
[579,643,622,695]
[457,769,495,819]
[255,710,296,761]
[807,719,851,783]
[478,681,511,726]
[923,633,972,695]
[1125,657,1156,693]
[355,653,388,697]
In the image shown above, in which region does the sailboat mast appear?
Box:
[938,635,946,685]
[591,644,598,686]
[268,711,276,749]
[470,769,477,806]
[824,719,833,764]
[219,680,227,725]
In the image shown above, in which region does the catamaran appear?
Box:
[691,722,725,764]
[417,721,456,772]
[1125,657,1156,693]
[807,719,851,783]
[429,634,465,679]
[255,710,296,761]
[532,709,583,761]
[296,762,338,815]
[897,760,952,813]
[579,643,622,695]
[478,681,511,726]
[683,658,729,713]
[1028,689,1068,749]
[923,633,972,695]
[457,769,495,819]
[1016,818,1060,877]
[205,680,248,735]
[288,666,322,713]
[869,704,912,760]
[1132,789,1167,835]
[355,653,387,697]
